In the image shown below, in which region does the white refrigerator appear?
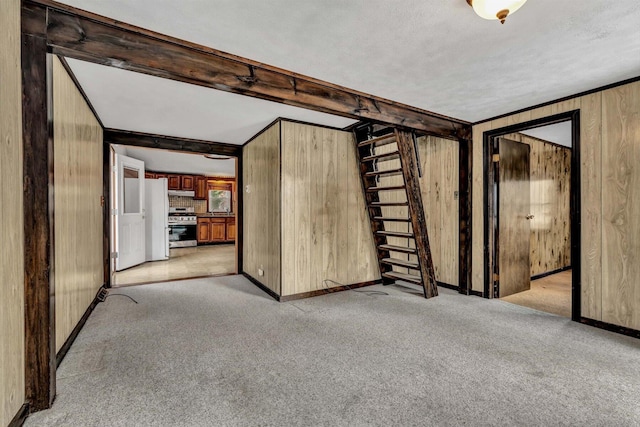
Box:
[145,178,170,261]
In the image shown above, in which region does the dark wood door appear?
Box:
[497,138,531,298]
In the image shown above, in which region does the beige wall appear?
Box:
[504,133,572,277]
[53,57,105,352]
[0,0,25,424]
[242,122,281,295]
[472,80,640,330]
[280,121,379,296]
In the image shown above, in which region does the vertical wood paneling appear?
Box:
[53,57,104,352]
[242,122,281,295]
[280,122,378,296]
[471,121,492,292]
[417,136,459,286]
[601,84,640,330]
[0,0,25,423]
[580,92,603,320]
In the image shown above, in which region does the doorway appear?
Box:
[108,144,239,287]
[484,111,580,320]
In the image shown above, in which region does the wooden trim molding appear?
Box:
[21,29,56,410]
[8,404,30,427]
[243,273,281,301]
[21,0,470,139]
[280,280,384,302]
[458,135,472,295]
[103,129,241,157]
[580,318,640,340]
[56,286,105,367]
[530,266,572,281]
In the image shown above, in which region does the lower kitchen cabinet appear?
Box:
[197,216,235,244]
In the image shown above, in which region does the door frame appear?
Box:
[103,133,243,288]
[482,110,581,322]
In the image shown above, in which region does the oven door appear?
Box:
[168,224,197,247]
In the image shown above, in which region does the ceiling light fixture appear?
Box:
[466,0,528,24]
[203,154,232,160]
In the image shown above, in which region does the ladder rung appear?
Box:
[383,271,423,285]
[361,151,400,162]
[376,230,414,238]
[357,134,396,148]
[382,258,419,269]
[369,201,408,207]
[373,216,410,222]
[366,185,405,192]
[364,168,403,178]
[378,244,417,254]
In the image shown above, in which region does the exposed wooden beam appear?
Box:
[22,30,56,411]
[22,0,470,139]
[103,129,241,157]
[458,135,472,295]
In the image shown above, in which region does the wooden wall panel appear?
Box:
[53,57,104,352]
[417,136,459,286]
[472,79,640,330]
[242,122,281,295]
[503,133,571,277]
[0,0,25,423]
[601,83,640,330]
[580,92,603,320]
[280,121,378,296]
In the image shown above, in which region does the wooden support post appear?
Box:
[22,30,56,409]
[396,130,438,298]
[458,134,472,294]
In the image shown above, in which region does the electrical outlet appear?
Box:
[258,268,264,276]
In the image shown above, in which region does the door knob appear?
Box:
[526,214,534,220]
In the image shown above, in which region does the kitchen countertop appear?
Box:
[196,213,235,218]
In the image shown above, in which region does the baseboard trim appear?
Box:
[279,279,383,302]
[531,266,572,281]
[242,272,281,301]
[580,318,640,339]
[436,281,458,291]
[9,403,29,427]
[470,290,483,297]
[56,285,105,367]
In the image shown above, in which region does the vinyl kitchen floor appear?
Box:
[112,244,236,286]
[501,269,572,318]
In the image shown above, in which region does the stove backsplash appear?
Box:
[169,195,207,213]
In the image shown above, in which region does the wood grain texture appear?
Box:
[52,57,104,352]
[0,0,25,423]
[242,122,281,295]
[280,121,378,296]
[498,138,531,297]
[22,1,469,138]
[503,133,572,277]
[601,83,640,330]
[471,122,492,293]
[417,136,459,286]
[580,92,602,320]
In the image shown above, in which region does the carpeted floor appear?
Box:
[26,276,640,426]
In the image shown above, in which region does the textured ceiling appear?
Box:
[60,0,640,137]
[521,122,572,148]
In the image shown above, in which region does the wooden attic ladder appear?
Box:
[355,128,438,298]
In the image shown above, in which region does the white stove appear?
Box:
[168,207,197,247]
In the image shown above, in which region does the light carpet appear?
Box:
[26,275,640,426]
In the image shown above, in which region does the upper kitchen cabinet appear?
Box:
[181,175,194,191]
[194,176,208,200]
[167,174,181,190]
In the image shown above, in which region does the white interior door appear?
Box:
[114,154,146,271]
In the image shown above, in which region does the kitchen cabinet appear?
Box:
[181,175,194,191]
[145,172,156,179]
[194,176,207,200]
[167,174,181,190]
[197,216,235,244]
[155,173,168,180]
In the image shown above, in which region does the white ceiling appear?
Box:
[115,145,236,177]
[521,122,572,148]
[60,0,640,140]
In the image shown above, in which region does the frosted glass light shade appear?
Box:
[470,0,528,22]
